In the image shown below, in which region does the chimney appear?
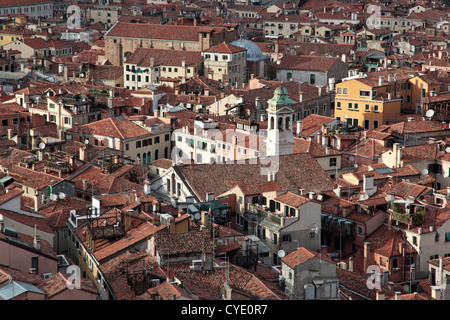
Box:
[7,129,13,140]
[395,292,401,300]
[299,91,303,102]
[34,191,40,212]
[317,131,322,144]
[79,146,87,161]
[363,242,371,273]
[33,226,41,250]
[393,143,402,168]
[296,121,302,134]
[82,179,87,191]
[348,256,354,272]
[144,179,151,195]
[0,217,4,233]
[378,76,384,86]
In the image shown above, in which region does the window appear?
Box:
[12,118,18,125]
[309,74,315,85]
[373,120,379,129]
[329,158,337,167]
[337,88,342,94]
[360,90,371,97]
[365,104,370,112]
[354,103,359,110]
[136,141,141,148]
[348,103,353,110]
[126,143,129,151]
[364,119,370,129]
[343,88,348,95]
[1,119,7,127]
[373,105,379,112]
[336,101,341,109]
[155,137,160,144]
[357,226,364,236]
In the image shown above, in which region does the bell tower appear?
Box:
[266,85,294,157]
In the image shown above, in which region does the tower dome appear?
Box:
[230,39,269,62]
[268,86,294,110]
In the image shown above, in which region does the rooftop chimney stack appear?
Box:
[33,225,41,250]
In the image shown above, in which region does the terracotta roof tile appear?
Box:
[276,54,342,72]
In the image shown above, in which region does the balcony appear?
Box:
[248,203,281,225]
[389,203,425,227]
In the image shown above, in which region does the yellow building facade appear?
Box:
[334,74,413,129]
[0,26,35,47]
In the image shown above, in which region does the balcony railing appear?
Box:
[248,203,281,225]
[389,205,425,227]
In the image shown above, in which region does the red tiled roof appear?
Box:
[203,42,247,54]
[175,153,336,202]
[298,114,335,136]
[276,54,342,71]
[274,191,310,208]
[69,117,151,140]
[105,22,227,41]
[125,47,202,67]
[37,272,98,299]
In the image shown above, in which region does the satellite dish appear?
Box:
[445,147,450,153]
[426,109,435,118]
[354,164,358,168]
[278,250,286,258]
[343,114,348,119]
[194,213,201,220]
[349,156,355,161]
[84,139,89,145]
[38,142,46,150]
[422,169,429,175]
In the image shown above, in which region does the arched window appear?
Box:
[285,117,290,130]
[278,117,283,130]
[155,149,159,160]
[137,153,141,164]
[164,147,169,159]
[270,116,275,129]
[147,152,151,163]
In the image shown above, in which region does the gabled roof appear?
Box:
[203,42,247,54]
[125,47,202,67]
[69,116,151,140]
[37,272,98,299]
[281,247,321,269]
[276,54,342,71]
[274,191,310,208]
[174,153,336,202]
